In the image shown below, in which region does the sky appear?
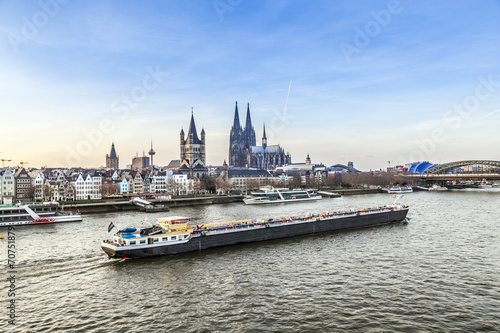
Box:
[0,0,499,171]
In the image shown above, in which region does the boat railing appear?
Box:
[192,206,407,236]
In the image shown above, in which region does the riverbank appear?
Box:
[61,189,385,214]
[61,195,245,214]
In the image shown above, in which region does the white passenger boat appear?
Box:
[0,202,82,227]
[428,184,448,191]
[243,186,322,205]
[387,186,413,194]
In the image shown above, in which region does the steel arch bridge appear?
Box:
[423,160,500,175]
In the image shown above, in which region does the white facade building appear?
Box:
[173,173,192,195]
[1,168,15,205]
[73,173,102,200]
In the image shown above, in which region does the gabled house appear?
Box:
[14,168,33,202]
[0,167,15,205]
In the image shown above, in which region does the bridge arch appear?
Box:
[423,160,500,175]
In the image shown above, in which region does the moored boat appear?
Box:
[387,186,413,194]
[0,202,82,227]
[243,186,322,205]
[428,184,447,191]
[101,204,410,259]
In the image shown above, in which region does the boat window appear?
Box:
[140,240,146,244]
[153,238,159,243]
[171,236,176,240]
[162,237,168,242]
[130,240,136,245]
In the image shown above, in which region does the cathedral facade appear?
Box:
[180,112,207,178]
[106,142,119,169]
[229,102,291,170]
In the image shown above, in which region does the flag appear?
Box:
[108,222,115,232]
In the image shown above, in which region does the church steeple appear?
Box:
[187,111,200,144]
[109,142,117,159]
[262,123,267,149]
[232,101,241,130]
[245,103,253,131]
[244,103,256,147]
[106,142,119,169]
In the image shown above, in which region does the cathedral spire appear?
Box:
[262,123,267,149]
[243,103,256,147]
[245,103,253,131]
[232,101,241,129]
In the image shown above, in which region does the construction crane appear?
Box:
[1,159,12,167]
[19,161,29,167]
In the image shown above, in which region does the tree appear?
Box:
[246,178,260,192]
[216,177,232,195]
[290,173,302,188]
[200,175,217,194]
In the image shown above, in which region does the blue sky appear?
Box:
[1,0,499,170]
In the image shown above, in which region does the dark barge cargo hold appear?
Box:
[101,205,409,259]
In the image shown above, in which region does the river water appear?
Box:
[2,190,500,332]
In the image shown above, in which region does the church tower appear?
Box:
[229,102,246,167]
[244,103,256,149]
[180,110,207,178]
[106,142,119,169]
[262,123,267,149]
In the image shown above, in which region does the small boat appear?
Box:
[243,186,322,205]
[492,183,500,188]
[479,181,493,188]
[428,184,447,191]
[387,186,413,194]
[102,205,410,259]
[0,202,82,227]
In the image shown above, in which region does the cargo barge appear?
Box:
[101,204,409,259]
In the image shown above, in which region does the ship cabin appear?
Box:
[111,216,193,247]
[0,202,59,223]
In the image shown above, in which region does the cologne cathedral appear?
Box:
[229,102,291,170]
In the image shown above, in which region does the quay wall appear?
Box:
[62,196,245,214]
[335,188,384,196]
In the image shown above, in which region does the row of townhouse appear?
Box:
[113,169,192,196]
[0,167,103,204]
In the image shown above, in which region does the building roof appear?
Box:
[250,145,282,154]
[228,169,271,178]
[109,142,118,159]
[166,160,181,169]
[329,164,360,173]
[187,113,201,144]
[408,162,436,174]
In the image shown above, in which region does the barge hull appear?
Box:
[103,208,408,259]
